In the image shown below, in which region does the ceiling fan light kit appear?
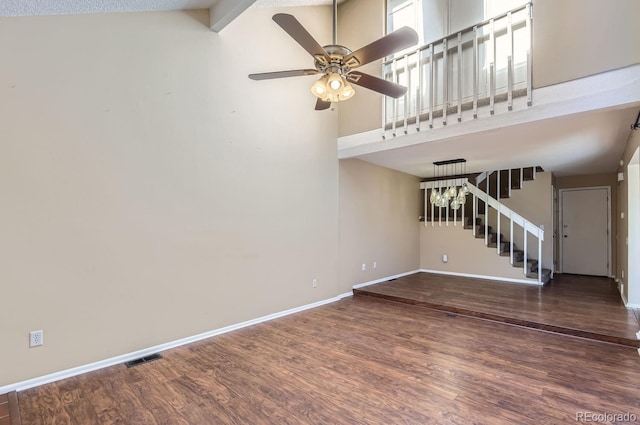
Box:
[311,71,355,102]
[248,0,418,110]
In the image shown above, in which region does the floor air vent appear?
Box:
[125,353,163,368]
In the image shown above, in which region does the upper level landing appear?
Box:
[338,63,640,178]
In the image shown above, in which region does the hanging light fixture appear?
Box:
[429,158,470,209]
[460,160,470,195]
[457,190,467,204]
[446,163,458,200]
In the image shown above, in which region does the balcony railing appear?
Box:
[382,3,532,136]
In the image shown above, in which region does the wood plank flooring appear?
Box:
[1,392,21,425]
[0,393,9,425]
[355,273,640,347]
[18,295,640,424]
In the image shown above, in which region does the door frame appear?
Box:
[558,186,611,277]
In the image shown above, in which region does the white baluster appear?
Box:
[523,228,528,276]
[510,218,514,265]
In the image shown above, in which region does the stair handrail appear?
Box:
[475,171,488,185]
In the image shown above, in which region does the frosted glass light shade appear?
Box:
[311,74,355,102]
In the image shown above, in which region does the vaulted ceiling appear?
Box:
[0,0,341,18]
[3,0,638,178]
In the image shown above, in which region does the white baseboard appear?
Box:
[613,282,640,309]
[2,269,417,395]
[420,269,542,285]
[621,290,629,305]
[352,269,421,290]
[1,294,348,394]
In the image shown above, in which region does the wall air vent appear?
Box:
[124,353,163,368]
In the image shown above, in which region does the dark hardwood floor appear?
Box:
[0,393,8,425]
[355,273,640,347]
[0,392,20,425]
[18,294,640,424]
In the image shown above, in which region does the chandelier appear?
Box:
[429,159,470,210]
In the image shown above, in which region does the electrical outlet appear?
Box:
[312,278,317,288]
[361,263,366,271]
[30,330,43,347]
[373,261,377,269]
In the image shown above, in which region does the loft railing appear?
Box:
[383,3,532,136]
[420,176,544,284]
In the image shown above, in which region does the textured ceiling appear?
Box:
[0,0,342,17]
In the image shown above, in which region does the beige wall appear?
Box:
[337,0,385,137]
[533,0,640,88]
[0,8,341,387]
[338,159,420,292]
[617,130,640,304]
[556,173,618,276]
[496,172,553,271]
[420,222,533,281]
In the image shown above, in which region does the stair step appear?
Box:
[510,168,522,190]
[475,230,495,239]
[499,169,511,198]
[473,224,493,233]
[489,171,498,199]
[527,268,553,284]
[488,241,510,253]
[463,217,481,229]
[486,234,504,246]
[513,250,524,261]
[513,259,538,273]
[523,167,535,181]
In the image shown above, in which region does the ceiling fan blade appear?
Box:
[272,14,330,62]
[249,69,319,80]
[346,71,407,98]
[343,27,418,68]
[315,98,331,111]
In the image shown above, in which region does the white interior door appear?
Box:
[561,188,609,276]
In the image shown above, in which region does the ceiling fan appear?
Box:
[248,0,419,111]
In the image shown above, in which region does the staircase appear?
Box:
[465,216,552,283]
[421,166,552,285]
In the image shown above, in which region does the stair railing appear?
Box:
[382,2,533,135]
[420,178,545,284]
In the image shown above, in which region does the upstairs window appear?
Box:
[387,0,528,43]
